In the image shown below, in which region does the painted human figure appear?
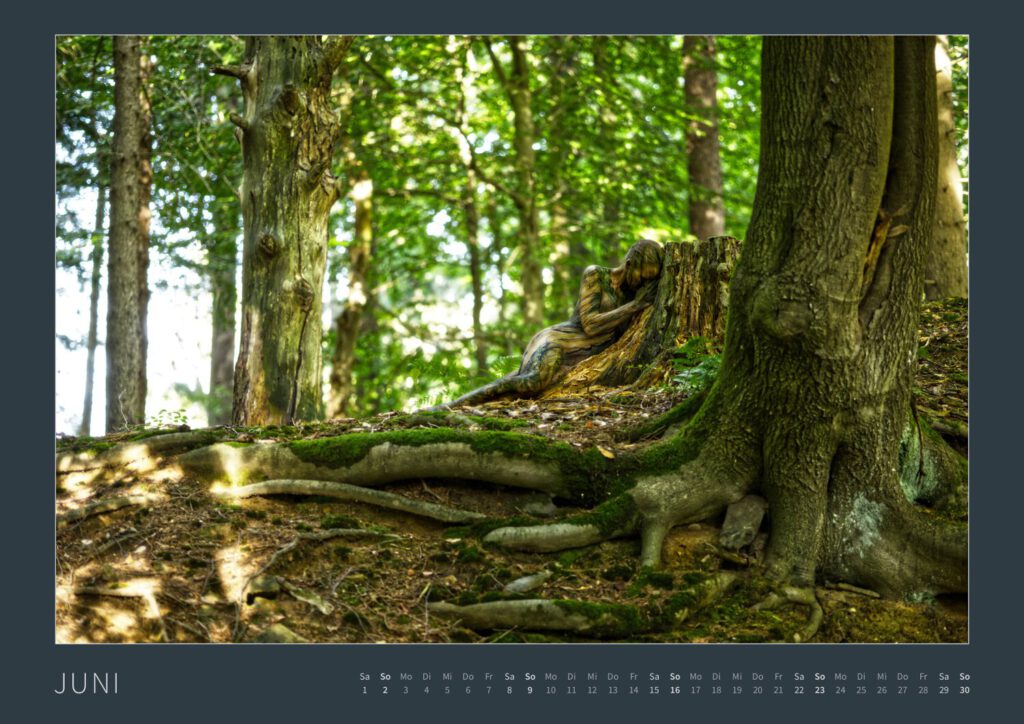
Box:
[438,239,664,409]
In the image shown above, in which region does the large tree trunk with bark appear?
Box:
[106,36,151,432]
[683,35,725,240]
[222,37,350,425]
[924,35,968,300]
[627,37,965,598]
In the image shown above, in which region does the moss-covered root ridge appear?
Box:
[427,572,738,638]
[178,429,612,499]
[56,430,225,490]
[217,479,487,524]
[483,494,641,552]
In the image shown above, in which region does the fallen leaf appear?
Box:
[597,446,615,459]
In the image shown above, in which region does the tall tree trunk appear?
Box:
[328,171,373,418]
[207,197,237,426]
[222,37,350,425]
[592,37,622,259]
[80,184,106,436]
[489,200,515,357]
[465,191,488,377]
[545,37,578,320]
[631,37,964,599]
[490,36,544,330]
[924,35,968,300]
[682,35,725,240]
[451,43,489,377]
[106,36,151,432]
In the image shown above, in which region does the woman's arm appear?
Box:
[577,266,653,337]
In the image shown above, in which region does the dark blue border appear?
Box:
[21,2,1019,721]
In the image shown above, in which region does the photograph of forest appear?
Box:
[55,35,968,643]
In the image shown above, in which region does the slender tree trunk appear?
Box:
[924,35,968,299]
[328,171,373,418]
[451,43,489,376]
[489,199,515,356]
[505,36,544,329]
[207,197,237,426]
[545,38,578,320]
[106,36,151,432]
[683,35,725,240]
[592,37,622,258]
[80,185,106,436]
[224,37,349,425]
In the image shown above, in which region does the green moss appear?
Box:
[552,599,648,636]
[623,389,708,442]
[321,514,361,530]
[288,429,610,497]
[626,569,675,597]
[556,549,591,568]
[456,543,485,563]
[563,493,639,537]
[445,515,537,540]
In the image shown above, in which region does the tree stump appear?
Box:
[544,236,740,395]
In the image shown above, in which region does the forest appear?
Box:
[55,35,969,643]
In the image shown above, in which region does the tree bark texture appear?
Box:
[924,35,968,300]
[207,197,237,426]
[106,36,151,432]
[547,236,739,393]
[80,184,106,436]
[682,35,725,240]
[230,37,348,425]
[500,36,544,330]
[328,171,373,418]
[629,37,964,598]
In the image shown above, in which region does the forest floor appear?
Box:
[55,299,968,644]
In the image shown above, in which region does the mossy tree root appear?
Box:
[484,493,641,552]
[217,479,487,524]
[751,585,823,643]
[176,430,604,499]
[56,430,226,490]
[428,599,646,638]
[428,572,738,638]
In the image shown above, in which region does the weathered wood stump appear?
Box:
[545,236,740,394]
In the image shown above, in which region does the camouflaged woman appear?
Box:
[438,239,664,409]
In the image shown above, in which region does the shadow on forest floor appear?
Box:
[55,300,968,643]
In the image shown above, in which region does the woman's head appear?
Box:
[621,239,664,290]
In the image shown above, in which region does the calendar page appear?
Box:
[27,3,1017,724]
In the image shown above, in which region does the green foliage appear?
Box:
[671,336,722,393]
[55,35,969,429]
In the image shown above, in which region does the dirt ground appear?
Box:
[55,300,968,644]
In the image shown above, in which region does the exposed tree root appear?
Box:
[57,430,226,490]
[484,523,612,552]
[428,571,738,638]
[177,432,577,497]
[57,493,161,527]
[752,585,823,643]
[428,599,644,638]
[216,479,487,523]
